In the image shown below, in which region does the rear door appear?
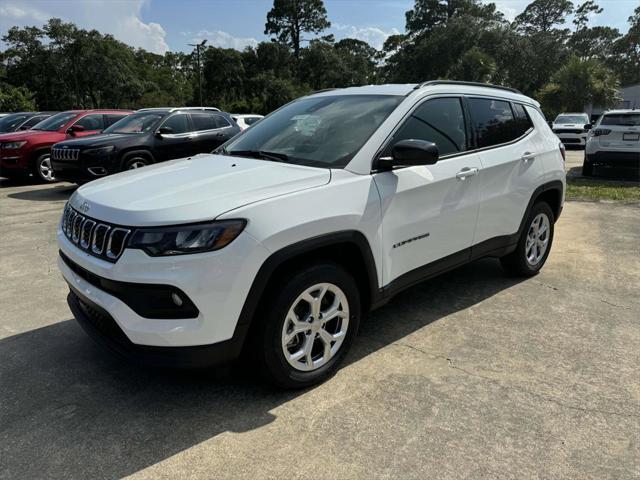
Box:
[373,96,482,287]
[189,112,237,154]
[469,97,545,247]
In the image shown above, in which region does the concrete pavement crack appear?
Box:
[391,341,639,420]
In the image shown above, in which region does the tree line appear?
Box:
[1,0,638,118]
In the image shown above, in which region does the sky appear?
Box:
[0,0,637,54]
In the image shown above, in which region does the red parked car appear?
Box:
[0,109,132,183]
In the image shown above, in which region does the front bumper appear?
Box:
[51,154,115,182]
[67,287,246,368]
[0,151,28,176]
[58,225,270,349]
[556,133,587,146]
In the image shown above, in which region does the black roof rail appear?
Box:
[413,80,522,94]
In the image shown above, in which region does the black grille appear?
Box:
[554,129,584,134]
[61,204,131,262]
[52,147,80,161]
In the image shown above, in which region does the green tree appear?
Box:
[538,56,620,118]
[515,0,574,34]
[264,0,331,59]
[448,47,496,82]
[609,6,640,85]
[405,0,504,35]
[0,82,36,111]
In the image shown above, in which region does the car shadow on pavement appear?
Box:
[6,183,76,201]
[566,166,640,182]
[0,258,524,478]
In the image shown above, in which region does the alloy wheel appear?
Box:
[127,159,147,169]
[38,156,55,182]
[281,282,349,372]
[525,213,550,266]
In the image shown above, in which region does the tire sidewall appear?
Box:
[35,153,56,183]
[518,202,555,275]
[122,154,151,171]
[260,263,361,388]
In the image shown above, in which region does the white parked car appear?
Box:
[583,109,640,176]
[231,114,263,130]
[552,112,591,147]
[57,81,566,388]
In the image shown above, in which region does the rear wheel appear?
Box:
[582,154,593,176]
[34,153,56,183]
[251,262,361,389]
[500,201,554,277]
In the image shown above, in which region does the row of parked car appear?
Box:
[551,110,640,177]
[0,109,263,183]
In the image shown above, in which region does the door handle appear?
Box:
[456,167,479,180]
[522,151,536,162]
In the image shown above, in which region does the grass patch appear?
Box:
[566,177,640,202]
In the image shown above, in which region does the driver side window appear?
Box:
[74,114,105,131]
[161,114,190,134]
[387,97,467,157]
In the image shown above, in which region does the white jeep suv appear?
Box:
[57,81,566,388]
[583,109,640,177]
[552,112,591,147]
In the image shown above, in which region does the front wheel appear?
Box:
[252,263,361,389]
[582,154,593,176]
[34,153,56,183]
[123,156,150,170]
[500,202,555,277]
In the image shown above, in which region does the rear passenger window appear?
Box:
[244,117,260,126]
[191,113,230,131]
[74,114,105,131]
[390,97,466,156]
[22,116,47,128]
[512,103,533,137]
[468,98,519,148]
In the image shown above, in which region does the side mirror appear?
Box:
[583,123,592,130]
[156,126,173,137]
[379,139,439,169]
[66,125,85,135]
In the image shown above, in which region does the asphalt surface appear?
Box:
[1,151,639,479]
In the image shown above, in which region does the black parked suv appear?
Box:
[0,112,57,133]
[51,107,240,183]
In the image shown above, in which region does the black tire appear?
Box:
[122,154,151,171]
[33,152,57,183]
[250,262,361,389]
[500,201,555,277]
[582,154,593,176]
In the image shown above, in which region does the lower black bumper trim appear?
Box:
[67,287,244,369]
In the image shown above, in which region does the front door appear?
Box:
[373,96,482,287]
[153,113,194,161]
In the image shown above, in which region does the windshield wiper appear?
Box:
[224,150,289,163]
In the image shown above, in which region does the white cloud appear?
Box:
[0,0,169,54]
[332,23,401,50]
[188,30,259,50]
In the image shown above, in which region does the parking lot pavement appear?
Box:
[1,178,639,480]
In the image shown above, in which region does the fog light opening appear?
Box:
[88,167,107,176]
[171,292,183,307]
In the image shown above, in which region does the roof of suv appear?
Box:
[311,81,539,107]
[137,107,221,113]
[602,109,639,114]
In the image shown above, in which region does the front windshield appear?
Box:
[555,115,588,124]
[0,114,29,132]
[223,95,403,168]
[104,112,165,134]
[32,112,77,131]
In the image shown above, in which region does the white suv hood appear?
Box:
[70,154,331,226]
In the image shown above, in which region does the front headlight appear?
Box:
[1,141,27,149]
[128,219,246,256]
[84,146,115,156]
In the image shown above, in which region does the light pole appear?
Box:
[188,39,207,106]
